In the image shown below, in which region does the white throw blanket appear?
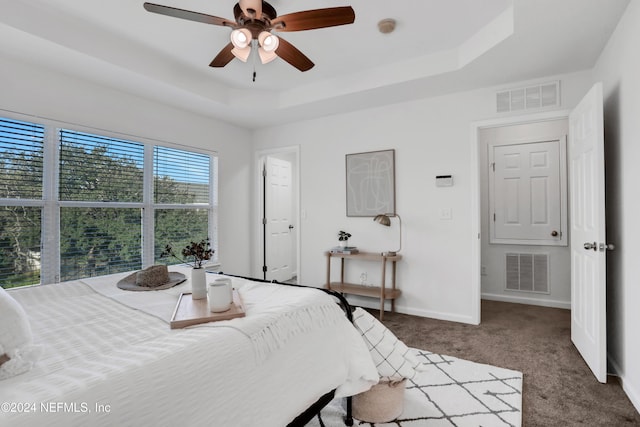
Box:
[81,269,347,363]
[2,272,378,427]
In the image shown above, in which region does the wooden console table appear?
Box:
[325,251,402,320]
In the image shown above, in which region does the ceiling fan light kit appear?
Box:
[230,28,252,49]
[231,46,251,62]
[258,48,277,64]
[257,31,279,64]
[143,1,356,73]
[259,32,278,52]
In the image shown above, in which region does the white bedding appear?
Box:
[0,269,377,427]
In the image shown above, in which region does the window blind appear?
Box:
[0,118,44,199]
[60,207,142,281]
[0,114,216,287]
[0,207,42,288]
[0,118,44,288]
[155,208,209,263]
[59,129,144,202]
[154,146,210,204]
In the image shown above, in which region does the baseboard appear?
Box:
[344,293,568,324]
[481,292,571,309]
[609,357,640,414]
[348,297,477,325]
[399,305,477,325]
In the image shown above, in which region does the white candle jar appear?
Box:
[208,278,232,312]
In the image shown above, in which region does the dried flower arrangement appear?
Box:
[161,238,214,269]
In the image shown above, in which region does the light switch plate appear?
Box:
[439,208,452,220]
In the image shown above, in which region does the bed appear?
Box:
[0,267,378,426]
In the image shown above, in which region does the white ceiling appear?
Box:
[0,0,630,129]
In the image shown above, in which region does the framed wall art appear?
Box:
[345,149,395,217]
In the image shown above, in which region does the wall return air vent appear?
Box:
[496,81,560,113]
[505,253,549,293]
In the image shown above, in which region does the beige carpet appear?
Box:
[376,300,640,426]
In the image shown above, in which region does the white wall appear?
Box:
[0,53,254,276]
[592,1,640,412]
[479,120,571,309]
[252,70,593,324]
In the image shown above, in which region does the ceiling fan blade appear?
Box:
[275,37,314,72]
[143,3,236,27]
[209,43,236,68]
[238,0,263,19]
[271,7,355,32]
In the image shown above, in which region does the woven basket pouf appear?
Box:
[352,379,406,423]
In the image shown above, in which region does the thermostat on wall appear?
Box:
[436,175,453,187]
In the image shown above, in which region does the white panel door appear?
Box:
[265,156,293,282]
[569,82,607,383]
[491,140,562,242]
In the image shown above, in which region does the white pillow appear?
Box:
[352,307,424,382]
[0,287,40,380]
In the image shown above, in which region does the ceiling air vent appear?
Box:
[496,81,560,113]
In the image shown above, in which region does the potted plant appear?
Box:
[338,230,351,248]
[161,238,214,299]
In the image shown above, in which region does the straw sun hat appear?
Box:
[117,265,186,291]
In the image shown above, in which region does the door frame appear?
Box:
[254,145,301,282]
[470,110,571,325]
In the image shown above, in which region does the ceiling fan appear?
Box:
[143,1,356,72]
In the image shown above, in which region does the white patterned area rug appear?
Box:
[308,349,523,427]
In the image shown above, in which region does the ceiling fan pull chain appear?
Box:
[252,40,258,82]
[252,58,257,82]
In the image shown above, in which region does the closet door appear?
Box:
[490,138,565,245]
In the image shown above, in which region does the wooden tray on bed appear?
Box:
[170,290,245,329]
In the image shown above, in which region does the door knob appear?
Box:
[599,243,615,251]
[583,242,597,251]
[288,224,294,230]
[551,230,559,237]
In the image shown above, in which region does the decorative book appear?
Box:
[330,246,359,254]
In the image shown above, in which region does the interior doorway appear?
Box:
[471,82,608,383]
[254,146,300,284]
[479,119,570,310]
[470,109,572,325]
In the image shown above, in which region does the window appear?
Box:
[153,146,213,264]
[59,207,143,281]
[59,130,144,203]
[58,130,145,280]
[0,207,42,288]
[0,118,44,199]
[0,114,217,288]
[154,146,209,204]
[155,209,209,263]
[0,118,44,288]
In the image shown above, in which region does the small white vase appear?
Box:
[339,240,347,248]
[191,267,207,300]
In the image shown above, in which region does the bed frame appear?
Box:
[215,273,355,427]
